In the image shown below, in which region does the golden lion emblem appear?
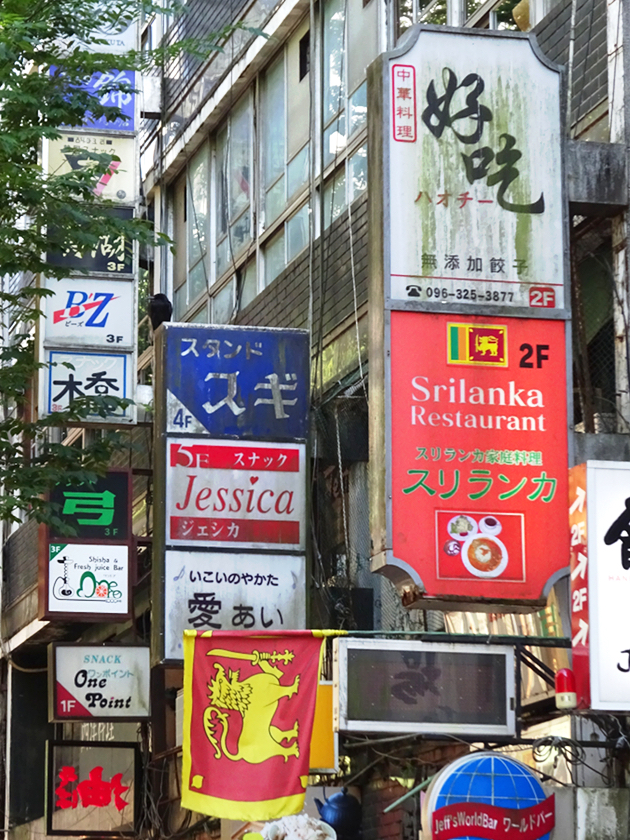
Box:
[203,648,300,764]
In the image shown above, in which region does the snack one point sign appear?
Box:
[385,311,569,606]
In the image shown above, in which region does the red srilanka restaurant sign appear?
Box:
[432,797,555,840]
[390,312,569,604]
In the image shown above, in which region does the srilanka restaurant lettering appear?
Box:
[389,312,568,602]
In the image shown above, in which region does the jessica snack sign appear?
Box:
[166,438,306,551]
[383,312,568,606]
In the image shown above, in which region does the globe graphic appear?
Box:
[431,753,551,840]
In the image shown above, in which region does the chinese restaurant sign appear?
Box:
[46,741,138,836]
[165,438,306,551]
[49,644,150,721]
[386,312,568,606]
[49,471,130,541]
[571,461,630,711]
[384,28,565,312]
[158,323,310,440]
[423,753,554,840]
[163,551,306,661]
[43,277,135,348]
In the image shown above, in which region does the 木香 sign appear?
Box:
[43,543,129,619]
[47,206,134,276]
[375,311,569,607]
[44,277,135,348]
[44,349,133,421]
[572,461,630,711]
[157,324,309,441]
[46,133,137,202]
[49,470,130,542]
[48,644,150,721]
[163,551,306,661]
[377,28,565,313]
[165,438,306,551]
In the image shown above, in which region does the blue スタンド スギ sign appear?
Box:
[162,324,309,441]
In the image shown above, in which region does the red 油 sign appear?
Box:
[165,438,306,552]
[389,312,569,605]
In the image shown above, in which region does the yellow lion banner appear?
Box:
[182,630,327,821]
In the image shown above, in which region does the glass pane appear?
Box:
[396,0,414,39]
[349,82,367,135]
[173,283,187,319]
[188,259,207,302]
[262,56,286,189]
[216,127,228,237]
[422,0,447,23]
[187,144,208,266]
[287,203,310,262]
[264,231,285,287]
[324,112,346,167]
[324,0,345,121]
[231,211,251,255]
[229,96,252,220]
[323,170,346,229]
[349,145,367,201]
[265,176,285,226]
[239,260,258,310]
[287,144,309,198]
[213,279,234,324]
[216,237,229,278]
[191,302,209,323]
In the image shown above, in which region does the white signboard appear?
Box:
[50,644,150,720]
[163,551,306,661]
[165,438,306,551]
[586,461,630,710]
[47,543,129,615]
[44,277,134,348]
[386,29,564,311]
[44,349,133,421]
[46,133,137,202]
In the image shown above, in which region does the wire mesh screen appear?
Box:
[311,384,425,633]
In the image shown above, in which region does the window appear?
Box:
[263,202,311,287]
[323,145,367,229]
[216,94,253,278]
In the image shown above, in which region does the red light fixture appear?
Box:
[555,668,577,710]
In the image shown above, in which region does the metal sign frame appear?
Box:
[333,637,516,737]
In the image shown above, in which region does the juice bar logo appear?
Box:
[447,323,507,367]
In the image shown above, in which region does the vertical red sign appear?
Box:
[569,463,590,707]
[389,312,569,605]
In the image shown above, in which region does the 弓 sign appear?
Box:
[43,543,129,618]
[379,28,565,312]
[165,438,306,551]
[157,324,309,441]
[163,551,306,661]
[571,461,630,711]
[373,312,569,607]
[43,277,135,348]
[49,471,130,541]
[48,645,150,721]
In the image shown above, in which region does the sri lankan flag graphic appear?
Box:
[447,322,508,367]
